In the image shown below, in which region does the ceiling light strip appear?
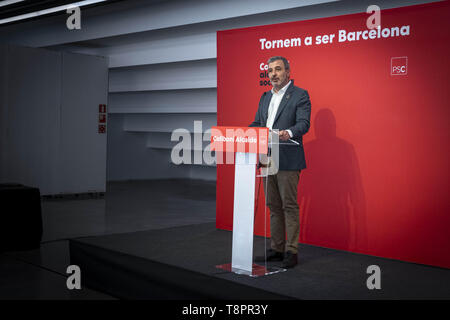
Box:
[0,0,26,8]
[0,0,107,25]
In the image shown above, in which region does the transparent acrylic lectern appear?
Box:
[216,128,297,277]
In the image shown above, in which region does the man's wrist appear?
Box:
[286,129,293,138]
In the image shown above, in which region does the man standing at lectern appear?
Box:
[249,56,311,268]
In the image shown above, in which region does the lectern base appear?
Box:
[216,263,286,277]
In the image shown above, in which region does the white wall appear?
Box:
[59,52,108,194]
[0,45,108,195]
[0,0,439,182]
[0,46,10,183]
[0,45,61,194]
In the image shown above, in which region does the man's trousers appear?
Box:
[263,170,301,254]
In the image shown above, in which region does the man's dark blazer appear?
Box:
[249,80,311,171]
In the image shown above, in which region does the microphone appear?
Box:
[269,129,300,145]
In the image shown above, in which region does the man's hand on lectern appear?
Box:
[278,130,290,141]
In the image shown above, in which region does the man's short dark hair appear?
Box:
[267,56,290,70]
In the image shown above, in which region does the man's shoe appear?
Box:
[281,251,298,268]
[255,249,284,262]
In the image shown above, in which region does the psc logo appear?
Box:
[391,57,408,76]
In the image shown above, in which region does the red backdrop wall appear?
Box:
[216,1,450,269]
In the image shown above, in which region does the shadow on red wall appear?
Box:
[299,109,368,253]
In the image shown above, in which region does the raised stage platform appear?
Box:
[69,222,450,300]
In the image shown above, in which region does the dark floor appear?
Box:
[1,179,449,300]
[0,179,216,300]
[72,222,450,299]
